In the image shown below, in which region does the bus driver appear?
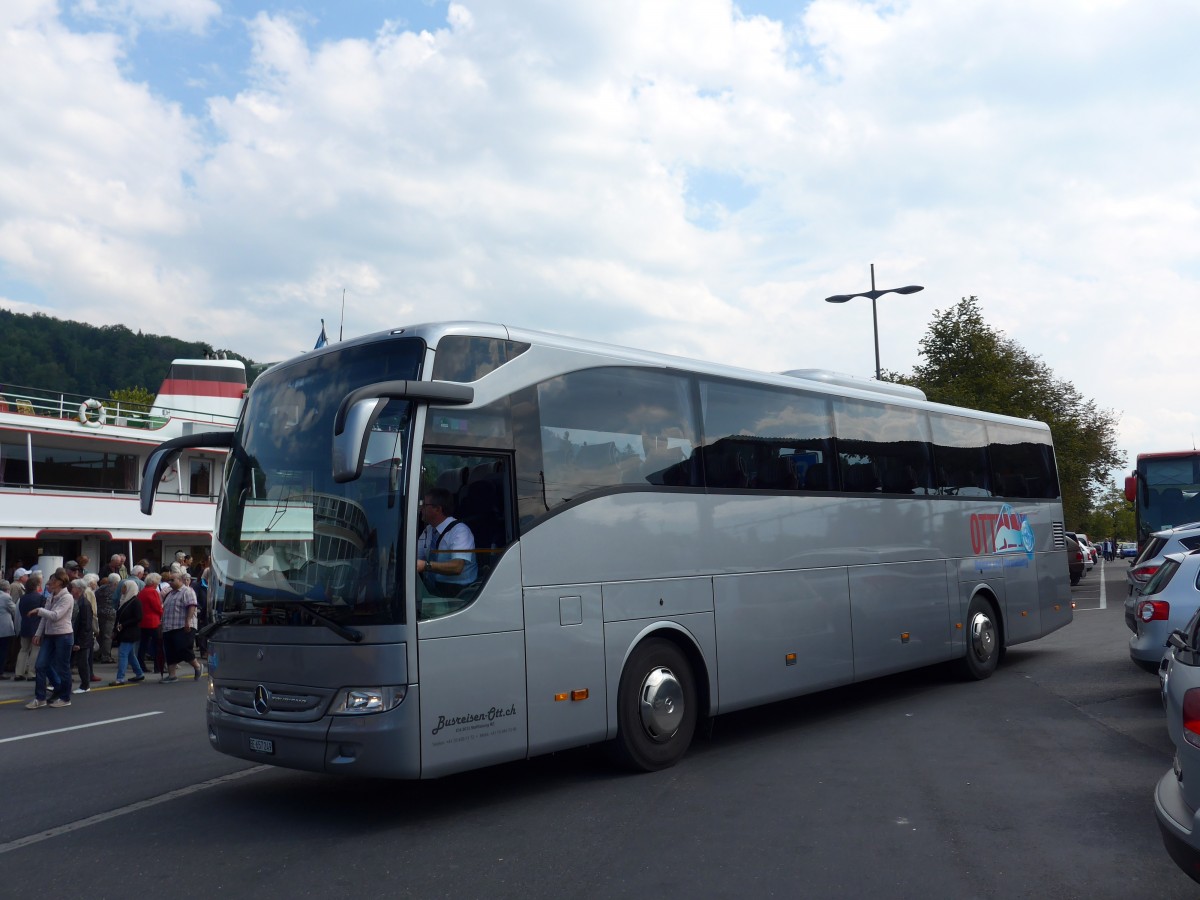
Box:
[415,487,477,596]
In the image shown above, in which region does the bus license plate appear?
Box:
[248,737,274,755]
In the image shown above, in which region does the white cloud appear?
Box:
[3,0,1200,476]
[71,0,220,34]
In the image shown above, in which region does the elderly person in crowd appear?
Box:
[26,567,74,709]
[160,571,201,682]
[0,579,18,679]
[94,572,120,663]
[69,578,95,693]
[81,573,101,679]
[138,572,164,675]
[14,571,45,681]
[10,566,28,602]
[110,579,145,685]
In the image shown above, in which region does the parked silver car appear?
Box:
[1128,550,1200,673]
[1153,593,1200,884]
[1128,522,1200,598]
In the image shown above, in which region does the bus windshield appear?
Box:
[1133,453,1200,544]
[210,336,424,627]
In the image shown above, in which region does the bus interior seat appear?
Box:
[843,464,879,493]
[756,456,799,491]
[436,466,469,496]
[702,445,750,488]
[803,466,830,491]
[459,477,505,554]
[879,465,917,494]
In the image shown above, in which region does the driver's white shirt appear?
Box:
[417,517,477,586]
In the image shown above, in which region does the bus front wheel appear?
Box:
[958,596,1001,681]
[612,638,697,772]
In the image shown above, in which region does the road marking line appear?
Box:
[0,711,164,744]
[0,681,137,706]
[1100,559,1107,610]
[0,765,270,855]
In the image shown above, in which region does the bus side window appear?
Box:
[534,367,699,509]
[833,398,933,496]
[698,379,835,492]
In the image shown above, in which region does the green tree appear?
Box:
[890,296,1124,528]
[107,386,156,427]
[1081,485,1136,543]
[0,309,258,399]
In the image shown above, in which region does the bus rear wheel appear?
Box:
[958,596,1001,681]
[612,638,697,772]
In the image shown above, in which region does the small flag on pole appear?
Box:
[314,319,328,349]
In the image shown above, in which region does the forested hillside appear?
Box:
[0,309,257,398]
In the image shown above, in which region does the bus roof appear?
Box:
[304,320,1054,435]
[1137,451,1200,462]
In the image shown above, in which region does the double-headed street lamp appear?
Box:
[825,264,924,380]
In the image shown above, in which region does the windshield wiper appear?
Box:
[198,608,287,640]
[248,598,364,643]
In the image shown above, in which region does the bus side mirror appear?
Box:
[1124,474,1137,504]
[331,380,474,484]
[332,397,389,484]
[140,430,235,515]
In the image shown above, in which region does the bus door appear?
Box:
[414,451,528,778]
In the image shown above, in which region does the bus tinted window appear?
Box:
[1142,457,1200,532]
[988,423,1060,499]
[431,336,530,382]
[536,367,699,508]
[833,399,933,495]
[930,413,991,496]
[699,381,835,491]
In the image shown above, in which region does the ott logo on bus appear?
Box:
[969,504,1035,559]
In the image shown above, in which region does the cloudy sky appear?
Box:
[2,0,1197,483]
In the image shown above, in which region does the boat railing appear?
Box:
[0,382,238,430]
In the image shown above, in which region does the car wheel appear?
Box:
[611,638,697,772]
[1070,573,1080,586]
[957,596,1001,681]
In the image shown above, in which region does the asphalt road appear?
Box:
[2,558,1194,899]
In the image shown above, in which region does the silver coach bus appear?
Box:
[141,322,1072,778]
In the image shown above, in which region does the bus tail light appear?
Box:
[1139,600,1169,623]
[1184,689,1200,749]
[332,686,407,715]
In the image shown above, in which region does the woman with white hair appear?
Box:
[0,579,17,680]
[110,579,146,686]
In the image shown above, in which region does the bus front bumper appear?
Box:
[207,684,422,779]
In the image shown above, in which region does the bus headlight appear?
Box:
[332,686,407,715]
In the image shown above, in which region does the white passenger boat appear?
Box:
[0,358,245,576]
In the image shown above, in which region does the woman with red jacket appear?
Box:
[137,572,164,675]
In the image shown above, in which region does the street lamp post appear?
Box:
[825,264,924,380]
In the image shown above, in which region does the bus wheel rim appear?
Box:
[968,611,996,662]
[638,666,684,742]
